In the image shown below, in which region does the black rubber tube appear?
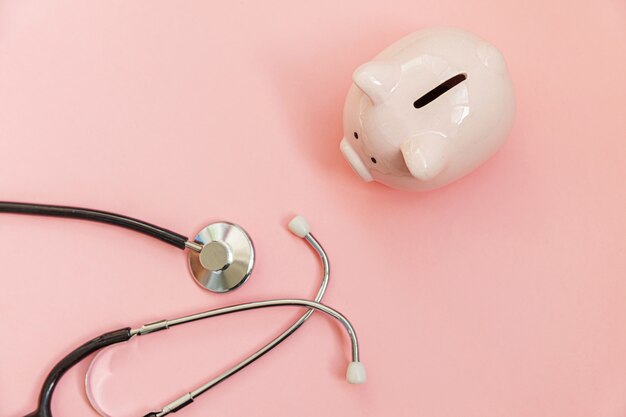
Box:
[0,202,189,249]
[23,328,132,417]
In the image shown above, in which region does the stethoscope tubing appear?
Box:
[0,201,190,249]
[5,201,357,417]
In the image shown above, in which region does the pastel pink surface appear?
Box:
[1,1,626,416]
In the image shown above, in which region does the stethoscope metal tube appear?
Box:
[148,300,359,360]
[134,299,360,417]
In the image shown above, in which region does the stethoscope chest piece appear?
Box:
[188,222,254,292]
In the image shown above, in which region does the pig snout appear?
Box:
[340,138,373,182]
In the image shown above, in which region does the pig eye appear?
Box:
[413,73,467,109]
[370,157,377,164]
[353,132,359,139]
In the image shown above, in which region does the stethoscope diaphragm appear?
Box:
[188,222,254,293]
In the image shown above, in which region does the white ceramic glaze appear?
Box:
[340,27,515,191]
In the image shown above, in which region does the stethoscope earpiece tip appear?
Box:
[346,361,367,384]
[288,215,311,238]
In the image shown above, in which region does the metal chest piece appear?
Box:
[188,222,254,293]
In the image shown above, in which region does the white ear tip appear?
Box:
[346,361,366,384]
[288,215,310,238]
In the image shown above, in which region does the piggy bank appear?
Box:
[340,27,515,191]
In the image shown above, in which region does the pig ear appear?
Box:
[353,61,401,105]
[476,42,507,72]
[400,135,448,181]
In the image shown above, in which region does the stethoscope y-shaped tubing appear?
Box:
[5,202,361,416]
[23,300,360,417]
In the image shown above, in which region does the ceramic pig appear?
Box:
[340,27,515,191]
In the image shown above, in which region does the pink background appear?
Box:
[2,1,626,416]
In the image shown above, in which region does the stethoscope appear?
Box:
[1,202,365,417]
